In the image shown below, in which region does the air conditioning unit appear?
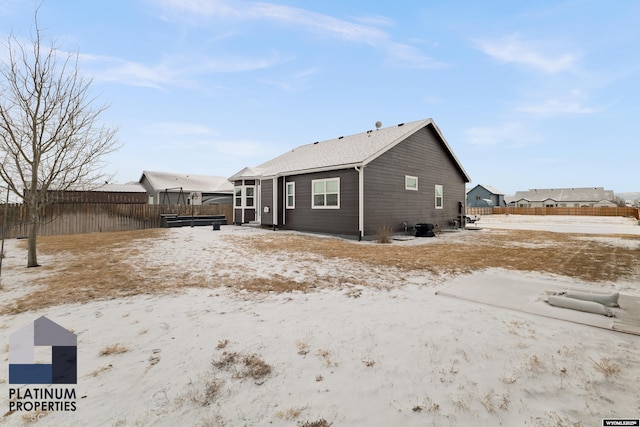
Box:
[189,192,202,205]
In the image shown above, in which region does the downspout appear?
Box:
[272,176,278,231]
[355,166,364,240]
[282,177,286,226]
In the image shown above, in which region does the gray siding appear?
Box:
[282,169,359,236]
[363,125,467,235]
[466,185,504,207]
[260,179,274,225]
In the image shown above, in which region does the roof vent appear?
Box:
[313,141,319,144]
[338,136,344,139]
[398,123,404,127]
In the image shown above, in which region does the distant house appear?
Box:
[466,184,506,207]
[506,187,616,208]
[140,171,234,205]
[44,183,147,204]
[229,119,471,238]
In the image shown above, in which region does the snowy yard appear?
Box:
[0,215,638,426]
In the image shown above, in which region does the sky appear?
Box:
[1,0,639,196]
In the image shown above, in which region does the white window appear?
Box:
[312,178,340,209]
[235,185,255,208]
[435,184,443,209]
[245,186,255,207]
[405,175,418,191]
[286,182,295,209]
[234,187,242,207]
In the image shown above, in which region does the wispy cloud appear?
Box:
[133,121,271,159]
[518,99,595,116]
[80,52,281,88]
[465,122,539,147]
[153,0,445,69]
[259,67,320,92]
[517,90,597,116]
[474,33,579,73]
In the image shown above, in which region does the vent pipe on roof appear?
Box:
[398,123,404,126]
[375,121,382,129]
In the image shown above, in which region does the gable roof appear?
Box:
[509,187,614,203]
[230,119,470,182]
[141,171,233,193]
[467,184,504,195]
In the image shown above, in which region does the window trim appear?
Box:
[234,186,242,208]
[435,184,443,209]
[286,181,295,209]
[311,177,340,209]
[405,175,418,191]
[234,185,256,208]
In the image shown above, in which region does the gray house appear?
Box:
[229,119,471,238]
[506,187,616,208]
[466,184,506,207]
[140,171,234,205]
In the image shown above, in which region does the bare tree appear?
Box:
[0,10,118,267]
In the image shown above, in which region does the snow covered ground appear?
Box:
[0,215,638,426]
[478,214,640,235]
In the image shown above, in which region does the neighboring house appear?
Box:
[140,171,234,205]
[466,184,506,207]
[506,187,616,208]
[229,119,471,238]
[43,183,147,204]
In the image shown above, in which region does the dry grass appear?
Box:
[20,411,49,424]
[212,351,272,382]
[375,225,394,244]
[298,419,332,427]
[99,343,129,356]
[3,227,638,314]
[3,229,167,314]
[296,340,310,356]
[89,364,113,377]
[189,379,224,407]
[589,356,621,379]
[245,230,640,281]
[275,407,307,420]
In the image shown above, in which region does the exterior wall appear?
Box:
[260,179,274,225]
[140,175,189,204]
[280,169,359,236]
[363,126,467,235]
[593,200,617,207]
[511,200,611,208]
[139,176,156,204]
[466,186,504,207]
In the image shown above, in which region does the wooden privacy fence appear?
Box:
[467,206,639,219]
[0,203,233,238]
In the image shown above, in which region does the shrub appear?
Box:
[376,225,394,244]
